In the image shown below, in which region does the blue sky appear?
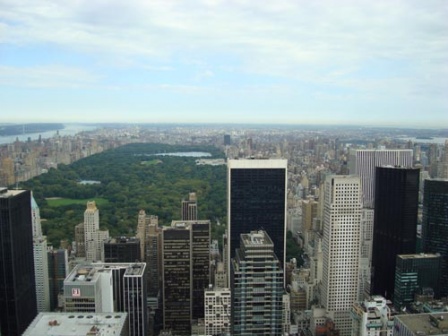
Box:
[1,0,447,127]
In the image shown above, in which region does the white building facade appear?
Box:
[321,175,362,335]
[31,195,50,312]
[204,286,231,336]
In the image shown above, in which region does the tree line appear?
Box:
[21,143,227,247]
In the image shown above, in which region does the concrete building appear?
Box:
[84,201,109,262]
[0,188,37,335]
[348,149,413,208]
[145,216,162,298]
[23,312,129,336]
[162,220,211,335]
[359,208,374,300]
[181,192,198,221]
[321,176,362,336]
[351,296,394,336]
[204,286,231,336]
[31,195,50,312]
[214,261,227,289]
[74,222,85,258]
[393,312,448,336]
[63,262,147,336]
[227,159,287,276]
[371,167,419,300]
[394,254,442,309]
[422,179,448,298]
[231,230,284,335]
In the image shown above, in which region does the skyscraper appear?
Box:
[371,166,419,299]
[64,262,147,336]
[0,188,37,335]
[348,149,413,208]
[321,175,362,336]
[31,195,50,312]
[47,247,69,311]
[145,216,162,297]
[231,230,284,335]
[104,237,140,263]
[394,253,441,309]
[227,159,287,272]
[422,179,448,297]
[181,192,198,221]
[162,220,211,335]
[84,201,109,262]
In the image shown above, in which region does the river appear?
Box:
[0,124,98,145]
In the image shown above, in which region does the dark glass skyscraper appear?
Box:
[47,247,68,311]
[394,253,441,309]
[227,159,287,271]
[104,237,140,263]
[162,220,211,335]
[422,179,448,297]
[0,188,37,335]
[371,167,419,299]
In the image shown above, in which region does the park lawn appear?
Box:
[46,197,109,207]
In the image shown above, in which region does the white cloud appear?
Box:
[0,0,447,103]
[0,65,98,88]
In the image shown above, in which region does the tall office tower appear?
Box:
[64,262,147,336]
[422,179,448,297]
[438,140,448,178]
[371,166,419,300]
[190,221,211,319]
[231,230,284,335]
[146,217,162,297]
[181,192,198,221]
[351,296,394,336]
[302,198,318,249]
[137,210,147,261]
[104,237,140,262]
[162,220,211,335]
[227,159,287,273]
[224,134,231,146]
[47,247,69,311]
[84,201,109,262]
[0,188,37,335]
[123,264,148,336]
[348,149,413,208]
[74,222,85,257]
[321,175,362,336]
[31,195,50,312]
[359,208,374,300]
[162,224,192,335]
[204,286,231,336]
[394,253,441,309]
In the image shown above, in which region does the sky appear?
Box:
[0,0,447,127]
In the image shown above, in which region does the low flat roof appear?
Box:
[396,312,448,335]
[23,312,128,336]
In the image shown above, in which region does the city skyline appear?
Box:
[1,1,447,127]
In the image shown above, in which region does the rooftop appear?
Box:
[396,312,448,335]
[23,312,128,336]
[66,262,146,283]
[398,253,441,260]
[0,187,27,198]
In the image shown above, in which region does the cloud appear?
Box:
[0,65,98,88]
[0,0,447,119]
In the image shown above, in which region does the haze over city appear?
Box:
[1,0,447,127]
